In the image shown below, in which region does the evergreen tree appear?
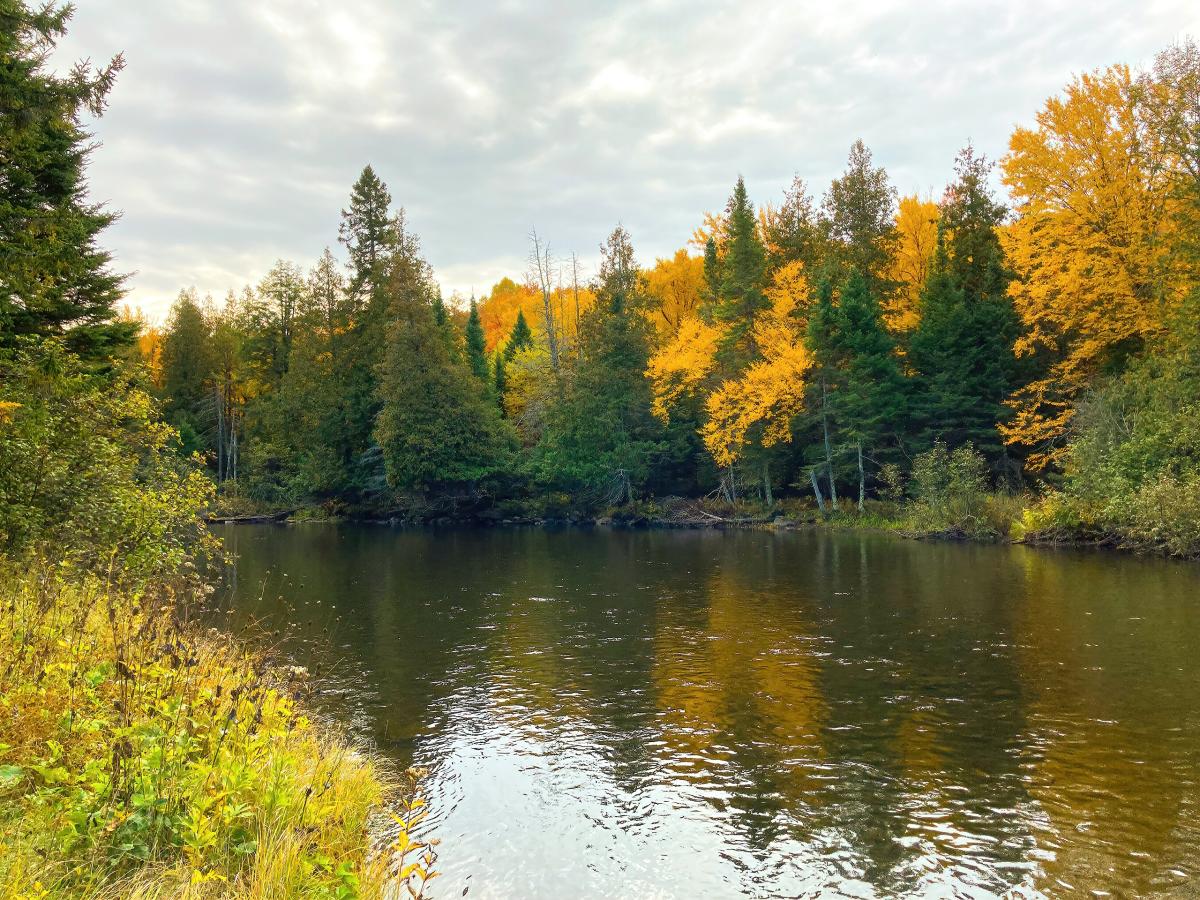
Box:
[909,147,1021,465]
[159,289,215,455]
[539,226,663,503]
[338,165,397,307]
[374,230,511,493]
[465,298,489,383]
[241,260,304,385]
[806,271,907,508]
[821,140,898,295]
[765,175,825,272]
[0,1,132,360]
[504,310,533,360]
[334,171,407,491]
[702,236,722,306]
[492,351,507,411]
[711,177,768,362]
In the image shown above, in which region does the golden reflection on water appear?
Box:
[218,525,1200,899]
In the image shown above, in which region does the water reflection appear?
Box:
[217,525,1200,898]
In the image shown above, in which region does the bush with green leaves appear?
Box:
[0,339,213,583]
[905,441,997,538]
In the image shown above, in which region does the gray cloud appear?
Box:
[58,0,1199,318]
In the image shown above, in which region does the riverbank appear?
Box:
[209,489,1200,560]
[0,560,436,899]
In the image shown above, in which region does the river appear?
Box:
[216,524,1200,899]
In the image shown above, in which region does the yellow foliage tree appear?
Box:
[1000,63,1189,467]
[648,262,813,470]
[646,316,724,421]
[885,195,939,332]
[701,263,813,466]
[642,249,704,339]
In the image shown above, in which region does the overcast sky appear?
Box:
[58,0,1199,320]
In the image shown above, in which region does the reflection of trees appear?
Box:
[220,526,1200,897]
[1011,548,1200,896]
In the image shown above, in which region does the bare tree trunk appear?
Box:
[529,229,560,375]
[762,458,773,507]
[821,379,838,511]
[216,383,226,483]
[809,468,827,516]
[857,440,865,512]
[570,252,582,337]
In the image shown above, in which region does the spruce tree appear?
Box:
[492,351,507,411]
[0,1,132,360]
[711,177,768,363]
[909,147,1020,464]
[465,298,489,383]
[821,140,898,295]
[374,235,511,493]
[504,309,533,360]
[806,271,907,508]
[539,226,663,503]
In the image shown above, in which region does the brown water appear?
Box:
[217,525,1200,899]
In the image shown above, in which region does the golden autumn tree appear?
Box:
[701,261,813,471]
[642,249,705,340]
[1000,63,1190,467]
[885,195,939,333]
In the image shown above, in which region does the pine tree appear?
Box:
[0,1,132,360]
[465,298,489,383]
[765,175,825,272]
[504,310,533,360]
[374,231,511,493]
[909,147,1021,465]
[539,226,663,503]
[338,165,397,307]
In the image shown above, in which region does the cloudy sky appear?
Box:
[59,0,1198,320]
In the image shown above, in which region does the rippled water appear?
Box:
[217,525,1200,899]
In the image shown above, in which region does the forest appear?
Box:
[126,41,1200,554]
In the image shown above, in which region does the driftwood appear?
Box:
[205,509,296,524]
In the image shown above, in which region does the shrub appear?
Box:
[905,441,997,539]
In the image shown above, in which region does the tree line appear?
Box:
[5,13,1199,548]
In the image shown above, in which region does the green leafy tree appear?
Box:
[0,338,211,579]
[0,1,132,360]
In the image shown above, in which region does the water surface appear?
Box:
[217,525,1200,898]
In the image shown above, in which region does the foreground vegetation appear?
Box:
[0,564,436,900]
[0,6,436,895]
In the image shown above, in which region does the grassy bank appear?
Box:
[0,561,436,900]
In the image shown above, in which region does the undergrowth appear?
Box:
[0,561,437,899]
